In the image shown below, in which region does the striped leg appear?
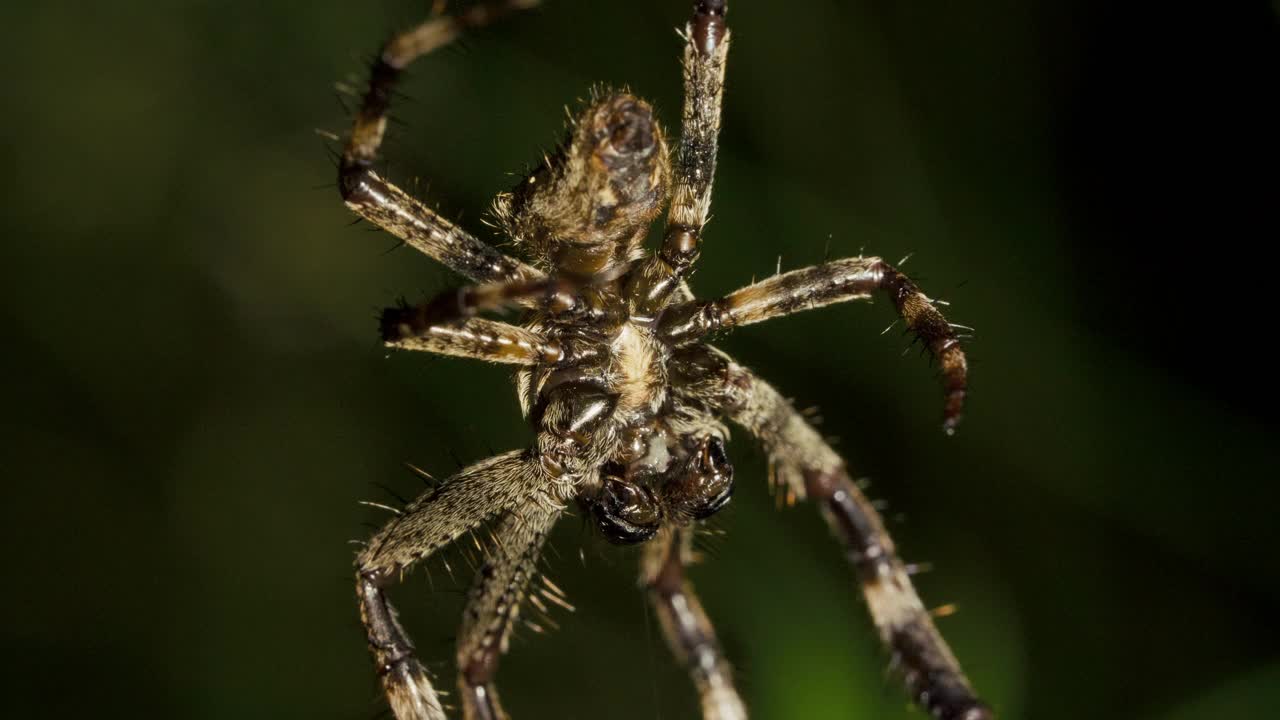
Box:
[455,501,562,720]
[671,346,992,720]
[394,275,579,329]
[641,527,746,720]
[339,1,544,287]
[380,309,566,365]
[356,450,549,720]
[627,0,730,320]
[660,256,969,432]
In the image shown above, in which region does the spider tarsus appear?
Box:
[878,261,970,432]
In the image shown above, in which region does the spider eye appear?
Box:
[590,476,662,545]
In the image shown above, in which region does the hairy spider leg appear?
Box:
[356,450,561,720]
[339,1,545,287]
[380,309,567,365]
[456,502,560,720]
[658,256,969,432]
[626,0,729,322]
[670,346,992,720]
[389,275,579,333]
[641,526,747,720]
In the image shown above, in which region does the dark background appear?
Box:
[2,2,1278,718]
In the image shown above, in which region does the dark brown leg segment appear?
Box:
[671,346,991,720]
[660,256,969,432]
[356,450,549,720]
[393,274,582,334]
[456,501,562,720]
[641,527,746,720]
[358,570,445,720]
[339,2,544,286]
[626,1,730,320]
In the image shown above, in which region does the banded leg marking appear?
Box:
[355,450,548,720]
[456,501,561,720]
[671,346,991,719]
[627,1,731,319]
[339,1,543,285]
[380,308,565,365]
[641,527,746,720]
[661,257,969,431]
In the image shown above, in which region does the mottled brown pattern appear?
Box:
[336,2,986,719]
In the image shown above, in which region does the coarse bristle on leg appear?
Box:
[355,450,552,720]
[659,256,969,432]
[338,1,544,285]
[624,0,730,320]
[641,527,747,720]
[670,345,991,719]
[455,502,561,720]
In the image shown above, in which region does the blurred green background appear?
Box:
[3,2,1278,718]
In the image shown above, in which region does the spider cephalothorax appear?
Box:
[337,2,990,720]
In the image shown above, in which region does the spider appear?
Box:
[336,2,989,719]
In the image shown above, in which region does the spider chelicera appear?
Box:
[336,2,989,718]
